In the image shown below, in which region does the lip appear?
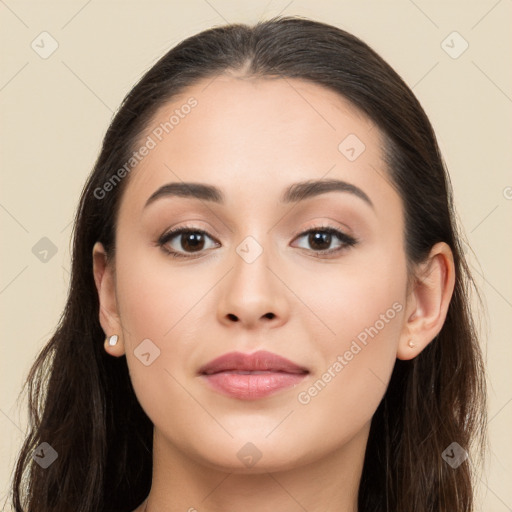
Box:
[198,350,309,400]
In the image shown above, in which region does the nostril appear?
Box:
[227,313,238,321]
[264,312,275,319]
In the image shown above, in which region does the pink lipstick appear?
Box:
[198,350,308,400]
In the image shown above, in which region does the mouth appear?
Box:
[198,350,309,400]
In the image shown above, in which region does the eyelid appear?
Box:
[288,218,355,242]
[157,224,220,246]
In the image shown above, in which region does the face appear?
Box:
[97,74,411,473]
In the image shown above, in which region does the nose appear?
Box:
[217,241,289,330]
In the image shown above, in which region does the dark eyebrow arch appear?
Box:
[144,182,224,208]
[281,179,374,209]
[144,179,374,209]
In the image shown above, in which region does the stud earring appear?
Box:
[108,334,119,346]
[408,339,416,348]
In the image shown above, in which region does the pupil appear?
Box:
[309,232,331,250]
[182,232,204,252]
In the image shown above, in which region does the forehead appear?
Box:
[120,75,396,215]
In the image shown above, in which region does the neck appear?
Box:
[141,424,369,512]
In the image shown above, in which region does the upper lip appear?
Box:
[198,350,309,375]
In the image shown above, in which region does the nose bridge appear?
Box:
[231,233,276,302]
[217,231,288,327]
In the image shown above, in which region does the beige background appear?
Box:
[1,1,511,510]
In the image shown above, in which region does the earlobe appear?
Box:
[102,333,125,357]
[397,242,455,360]
[92,242,125,357]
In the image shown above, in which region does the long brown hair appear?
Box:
[11,15,487,512]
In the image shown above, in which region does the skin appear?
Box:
[92,74,455,512]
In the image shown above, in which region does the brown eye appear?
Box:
[308,231,332,251]
[293,227,357,255]
[158,228,219,258]
[178,231,206,252]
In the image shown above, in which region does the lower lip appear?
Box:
[201,371,308,400]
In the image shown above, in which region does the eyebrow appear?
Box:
[144,179,374,209]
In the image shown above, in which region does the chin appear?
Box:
[194,447,311,474]
[182,431,323,475]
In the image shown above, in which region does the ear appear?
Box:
[397,242,456,360]
[92,242,125,357]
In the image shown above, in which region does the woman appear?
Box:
[11,15,487,512]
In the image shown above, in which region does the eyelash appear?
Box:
[156,224,358,259]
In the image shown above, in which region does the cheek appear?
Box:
[291,295,403,454]
[293,244,406,352]
[289,249,406,425]
[114,244,211,344]
[113,243,204,381]
[113,248,209,430]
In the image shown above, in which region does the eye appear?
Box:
[157,224,358,260]
[157,227,220,259]
[291,226,358,256]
